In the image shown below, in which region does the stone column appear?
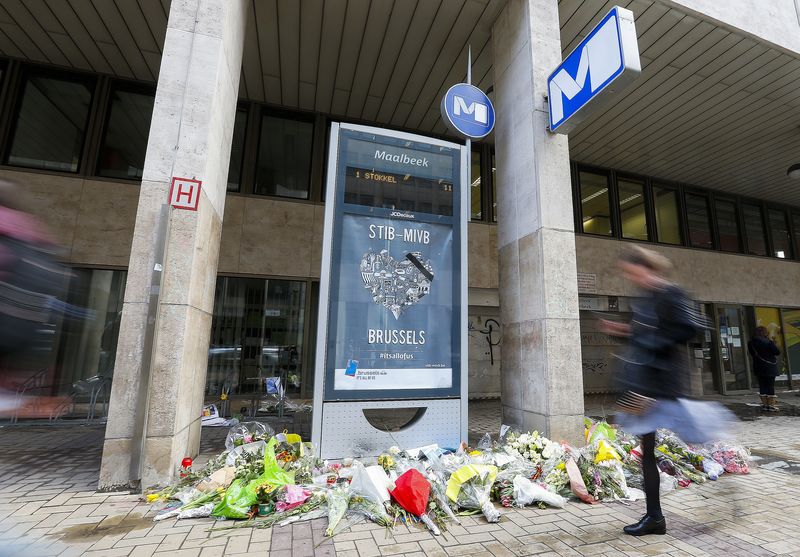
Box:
[99,0,246,490]
[492,0,584,443]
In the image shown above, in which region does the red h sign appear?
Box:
[169,177,202,210]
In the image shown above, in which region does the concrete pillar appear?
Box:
[492,0,584,443]
[99,0,246,490]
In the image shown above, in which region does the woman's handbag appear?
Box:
[616,390,656,416]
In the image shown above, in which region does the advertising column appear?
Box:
[312,124,467,459]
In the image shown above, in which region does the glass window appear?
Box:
[768,208,792,259]
[227,108,248,191]
[793,214,800,261]
[579,170,612,235]
[207,277,308,407]
[491,152,497,222]
[97,86,155,179]
[685,193,713,249]
[715,199,740,252]
[783,308,800,376]
[742,203,767,256]
[617,177,648,240]
[470,148,482,220]
[652,186,681,245]
[0,268,128,419]
[254,113,313,199]
[6,72,94,172]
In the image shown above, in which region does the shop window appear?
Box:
[742,203,767,256]
[6,71,94,172]
[254,113,313,199]
[782,308,800,377]
[685,193,713,249]
[753,307,789,377]
[207,277,308,409]
[15,268,128,416]
[227,108,248,192]
[470,148,482,220]
[97,85,155,180]
[767,208,792,259]
[578,170,612,236]
[652,185,681,245]
[53,269,128,396]
[715,199,741,252]
[617,177,648,241]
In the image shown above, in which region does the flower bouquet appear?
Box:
[505,431,562,465]
[325,485,351,536]
[707,442,751,474]
[390,468,441,535]
[446,464,501,523]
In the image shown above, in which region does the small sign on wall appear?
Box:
[169,177,202,211]
[577,272,597,294]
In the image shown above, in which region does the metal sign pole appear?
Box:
[466,45,471,185]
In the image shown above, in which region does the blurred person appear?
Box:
[0,178,72,418]
[602,246,734,537]
[748,326,780,412]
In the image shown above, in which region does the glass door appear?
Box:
[688,303,719,394]
[716,305,752,393]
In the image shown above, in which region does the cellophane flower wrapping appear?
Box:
[705,442,751,474]
[325,485,351,536]
[446,465,500,523]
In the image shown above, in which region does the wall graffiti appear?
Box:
[468,318,501,366]
[582,359,610,373]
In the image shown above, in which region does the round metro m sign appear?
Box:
[440,83,495,140]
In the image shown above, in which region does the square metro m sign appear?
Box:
[547,6,640,134]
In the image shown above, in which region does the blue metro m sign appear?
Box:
[547,6,641,134]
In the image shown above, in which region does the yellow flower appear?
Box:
[146,494,161,503]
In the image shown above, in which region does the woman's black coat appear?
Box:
[748,336,780,377]
[616,284,700,399]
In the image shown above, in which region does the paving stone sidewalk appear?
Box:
[2,398,800,556]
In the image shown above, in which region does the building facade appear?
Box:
[0,0,798,489]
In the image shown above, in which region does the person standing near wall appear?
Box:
[748,326,781,412]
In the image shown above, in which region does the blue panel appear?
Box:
[548,7,626,131]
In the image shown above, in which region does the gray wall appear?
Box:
[576,235,800,307]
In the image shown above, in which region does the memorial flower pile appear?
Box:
[146,419,753,537]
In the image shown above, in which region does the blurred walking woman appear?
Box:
[601,246,700,536]
[748,326,780,412]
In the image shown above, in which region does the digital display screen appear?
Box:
[343,166,454,216]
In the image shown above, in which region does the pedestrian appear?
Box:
[748,326,780,412]
[601,246,733,537]
[0,179,72,418]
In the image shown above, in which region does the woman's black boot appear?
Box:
[623,515,666,536]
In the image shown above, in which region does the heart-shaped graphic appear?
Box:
[360,249,434,319]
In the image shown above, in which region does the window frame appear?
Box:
[765,204,794,260]
[791,211,800,262]
[740,199,769,257]
[94,79,156,181]
[710,194,742,253]
[614,171,651,242]
[683,187,715,250]
[650,180,684,246]
[576,164,615,237]
[251,105,317,201]
[223,103,250,193]
[3,64,98,175]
